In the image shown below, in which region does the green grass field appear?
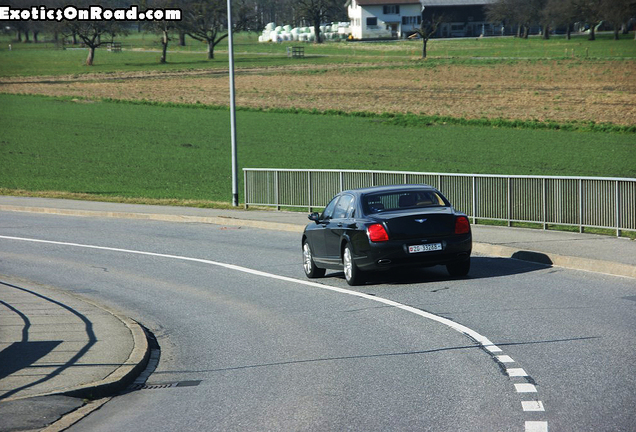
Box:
[1,32,634,77]
[1,94,633,204]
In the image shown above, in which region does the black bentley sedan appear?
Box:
[302,185,472,285]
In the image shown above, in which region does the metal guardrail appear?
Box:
[244,168,636,236]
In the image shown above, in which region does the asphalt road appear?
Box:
[1,212,635,431]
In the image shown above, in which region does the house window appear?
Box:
[402,16,421,25]
[383,5,399,14]
[367,17,377,27]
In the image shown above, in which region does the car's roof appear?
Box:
[342,184,438,195]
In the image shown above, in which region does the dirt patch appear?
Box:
[1,60,635,125]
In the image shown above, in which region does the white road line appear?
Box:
[0,235,501,350]
[522,401,545,412]
[525,420,549,432]
[497,355,515,363]
[1,234,547,430]
[515,383,538,393]
[506,368,528,377]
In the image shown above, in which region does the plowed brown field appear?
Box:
[2,60,635,125]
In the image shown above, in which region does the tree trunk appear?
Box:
[16,30,22,42]
[314,22,321,43]
[613,25,619,40]
[422,39,428,58]
[33,31,39,43]
[542,26,549,40]
[179,30,186,46]
[86,47,95,65]
[72,33,78,45]
[207,41,214,59]
[522,26,529,39]
[566,24,571,40]
[23,30,30,43]
[161,31,168,64]
[589,25,595,41]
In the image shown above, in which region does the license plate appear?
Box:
[408,243,442,254]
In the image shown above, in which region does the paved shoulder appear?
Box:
[0,275,149,429]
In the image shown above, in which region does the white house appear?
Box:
[346,0,424,39]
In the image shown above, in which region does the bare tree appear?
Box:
[60,0,128,65]
[146,0,181,63]
[571,0,604,40]
[543,0,577,39]
[295,0,345,43]
[601,0,636,40]
[412,13,444,58]
[183,0,254,59]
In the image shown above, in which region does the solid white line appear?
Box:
[522,401,545,412]
[1,234,500,350]
[525,420,548,432]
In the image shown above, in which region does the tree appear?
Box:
[295,0,345,43]
[571,0,604,40]
[543,0,577,39]
[487,0,546,38]
[182,0,254,59]
[600,0,636,40]
[146,0,181,63]
[412,13,444,59]
[60,0,128,65]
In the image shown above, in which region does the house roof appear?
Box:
[420,0,495,5]
[353,0,423,5]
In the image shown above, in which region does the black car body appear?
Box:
[301,185,472,285]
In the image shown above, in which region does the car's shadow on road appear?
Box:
[325,256,551,286]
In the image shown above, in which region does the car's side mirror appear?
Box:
[308,212,321,223]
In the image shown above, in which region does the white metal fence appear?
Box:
[244,168,636,236]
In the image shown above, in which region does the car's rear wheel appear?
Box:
[303,240,326,278]
[446,258,470,277]
[343,244,363,286]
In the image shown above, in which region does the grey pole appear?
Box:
[227,0,239,206]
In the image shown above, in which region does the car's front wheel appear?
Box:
[343,243,363,286]
[446,258,470,277]
[303,240,326,278]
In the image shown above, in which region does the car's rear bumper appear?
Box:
[353,234,472,271]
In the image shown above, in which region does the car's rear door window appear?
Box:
[363,190,448,213]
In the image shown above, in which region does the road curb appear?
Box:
[2,204,634,279]
[0,204,303,233]
[472,243,636,279]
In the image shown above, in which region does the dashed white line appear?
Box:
[522,401,545,412]
[515,383,538,393]
[525,420,549,432]
[497,355,515,363]
[507,368,528,377]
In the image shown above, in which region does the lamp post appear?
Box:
[227,0,239,207]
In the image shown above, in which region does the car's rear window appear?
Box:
[363,190,448,214]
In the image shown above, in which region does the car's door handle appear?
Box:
[339,222,357,229]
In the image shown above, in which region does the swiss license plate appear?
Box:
[408,243,442,254]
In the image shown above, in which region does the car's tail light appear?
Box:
[455,216,470,235]
[367,224,389,242]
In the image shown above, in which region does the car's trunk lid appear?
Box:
[370,208,457,240]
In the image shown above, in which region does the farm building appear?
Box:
[346,0,424,39]
[421,0,500,38]
[346,0,500,39]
